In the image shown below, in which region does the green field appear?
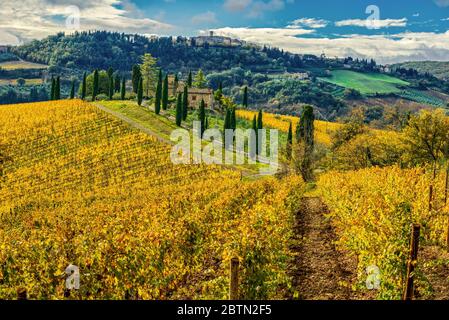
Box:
[0,60,48,70]
[320,70,409,95]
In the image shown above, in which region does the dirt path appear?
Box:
[289,197,363,300]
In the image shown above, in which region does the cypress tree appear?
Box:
[132,65,141,94]
[137,77,143,106]
[199,99,206,137]
[205,116,209,131]
[182,86,189,120]
[81,72,87,100]
[108,76,114,100]
[175,92,183,126]
[92,69,99,101]
[70,80,75,99]
[120,78,126,100]
[173,74,179,96]
[256,110,263,154]
[187,71,193,87]
[257,110,263,130]
[252,115,258,156]
[219,81,223,92]
[296,105,315,148]
[224,108,231,131]
[242,86,248,108]
[296,105,315,181]
[162,74,169,110]
[50,77,55,100]
[55,76,60,100]
[286,122,293,160]
[107,67,114,79]
[115,74,121,92]
[155,70,162,114]
[230,108,236,130]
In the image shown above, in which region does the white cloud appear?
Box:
[212,26,449,64]
[191,11,218,25]
[335,18,408,29]
[213,27,315,44]
[287,18,328,29]
[0,0,173,45]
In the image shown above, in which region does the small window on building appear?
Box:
[192,95,197,101]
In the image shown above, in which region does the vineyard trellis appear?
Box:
[319,165,449,299]
[0,100,306,299]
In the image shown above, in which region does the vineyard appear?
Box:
[318,166,449,299]
[236,110,342,146]
[397,89,446,107]
[0,100,305,299]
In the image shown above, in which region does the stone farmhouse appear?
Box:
[184,88,215,109]
[168,75,216,109]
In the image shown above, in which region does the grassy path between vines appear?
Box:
[289,197,370,300]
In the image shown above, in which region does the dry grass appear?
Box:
[0,61,47,70]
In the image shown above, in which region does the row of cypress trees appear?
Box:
[155,71,190,115]
[77,69,127,101]
[175,90,193,127]
[223,107,237,131]
[49,76,60,100]
[49,69,124,102]
[50,76,80,101]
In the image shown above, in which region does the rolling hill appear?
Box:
[5,31,449,122]
[393,61,449,80]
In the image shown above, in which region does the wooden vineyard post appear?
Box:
[403,224,421,300]
[446,164,449,252]
[229,257,239,300]
[445,164,449,205]
[446,220,449,252]
[17,288,27,300]
[429,162,437,212]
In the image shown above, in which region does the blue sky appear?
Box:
[134,0,449,35]
[2,0,449,63]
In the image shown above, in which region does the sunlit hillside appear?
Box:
[0,100,304,299]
